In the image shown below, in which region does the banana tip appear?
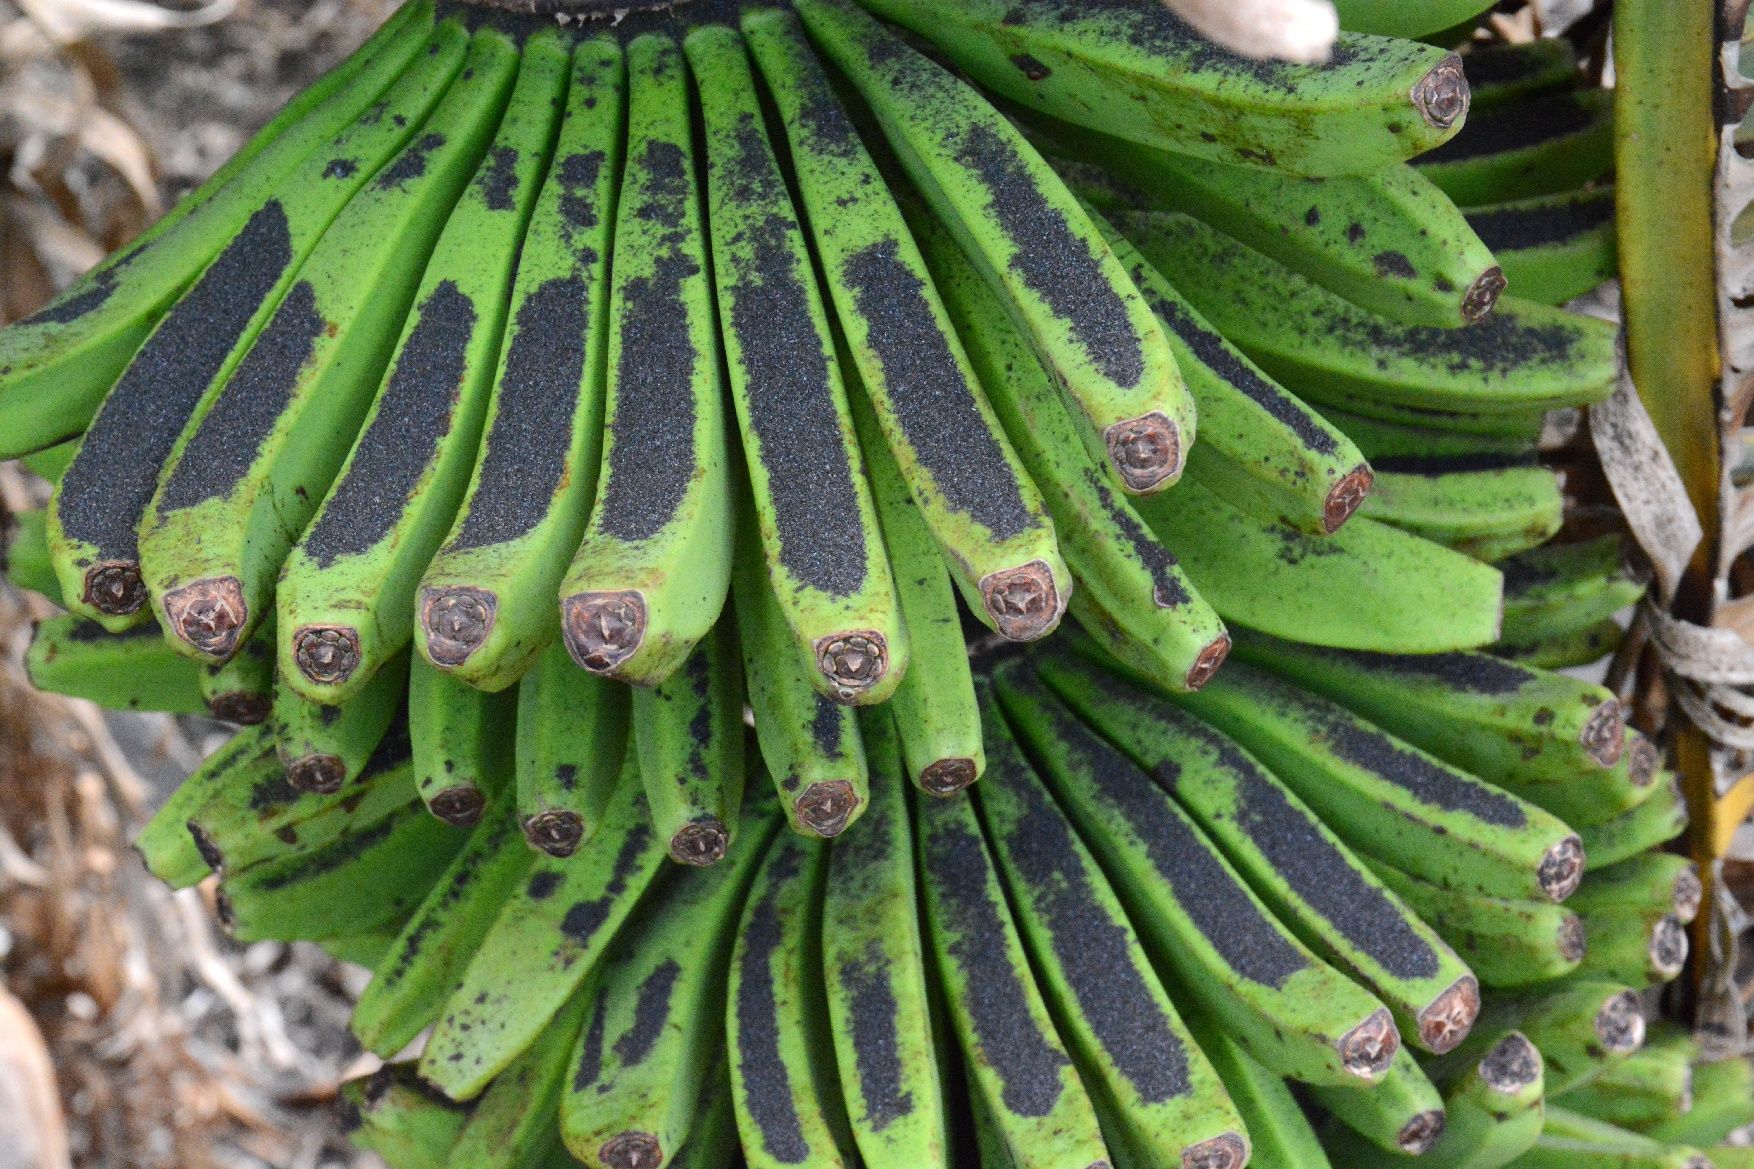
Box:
[1398,1112,1446,1156]
[669,820,730,867]
[562,590,647,674]
[84,561,146,616]
[1462,267,1506,323]
[420,586,496,667]
[920,758,979,797]
[1323,467,1374,533]
[1479,1033,1541,1093]
[208,691,270,725]
[1412,54,1470,131]
[288,754,346,795]
[981,561,1064,642]
[599,1132,663,1169]
[1105,412,1181,493]
[1650,915,1688,977]
[1184,634,1231,691]
[815,631,888,702]
[429,786,486,828]
[1337,1008,1399,1080]
[163,576,247,660]
[1182,1132,1248,1169]
[293,624,361,686]
[1539,836,1586,902]
[1418,976,1479,1055]
[796,780,861,838]
[1579,700,1626,767]
[523,810,584,858]
[1674,865,1704,923]
[1596,992,1646,1054]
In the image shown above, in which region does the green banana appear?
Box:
[216,799,461,942]
[1463,39,1582,111]
[1433,982,1646,1097]
[1495,619,1627,670]
[140,31,517,663]
[276,36,570,704]
[734,514,870,839]
[847,386,985,795]
[994,661,1399,1086]
[1331,0,1494,38]
[1499,535,1647,644]
[1045,653,1478,1055]
[1046,126,1503,327]
[1325,1031,1546,1169]
[1558,1027,1698,1130]
[409,656,516,826]
[1511,1106,1714,1169]
[199,620,274,724]
[912,750,1112,1169]
[918,211,1230,689]
[449,989,591,1169]
[975,692,1250,1169]
[341,1062,472,1169]
[1416,90,1615,208]
[1233,631,1629,786]
[1467,189,1618,306]
[1366,859,1587,988]
[1116,210,1620,416]
[800,0,1195,497]
[1186,1017,1331,1169]
[416,37,624,692]
[45,18,462,632]
[1312,1046,1448,1155]
[1318,406,1542,461]
[1153,656,1584,902]
[1576,776,1688,869]
[747,7,1070,641]
[187,724,415,875]
[419,750,664,1100]
[513,637,629,858]
[0,0,437,459]
[632,623,745,865]
[728,829,858,1169]
[667,1065,741,1169]
[849,0,1467,175]
[274,648,407,794]
[25,616,206,714]
[818,711,953,1169]
[688,21,906,707]
[1644,1057,1754,1146]
[1562,906,1689,988]
[1360,456,1564,563]
[20,442,75,483]
[1136,475,1505,653]
[1570,853,1703,926]
[562,804,780,1168]
[1099,221,1373,535]
[351,783,533,1057]
[557,31,733,688]
[5,509,63,604]
[135,724,278,888]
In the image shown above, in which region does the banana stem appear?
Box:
[1612,0,1722,988]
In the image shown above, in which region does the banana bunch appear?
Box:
[112,623,1744,1169]
[0,0,1629,848]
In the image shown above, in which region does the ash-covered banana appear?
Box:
[687,22,905,707]
[996,662,1399,1086]
[141,32,519,664]
[800,0,1194,497]
[0,0,437,460]
[47,18,462,631]
[1117,211,1619,418]
[417,38,624,691]
[853,0,1468,176]
[276,36,570,703]
[913,746,1113,1169]
[977,693,1251,1169]
[746,6,1069,642]
[1152,656,1584,903]
[558,32,733,689]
